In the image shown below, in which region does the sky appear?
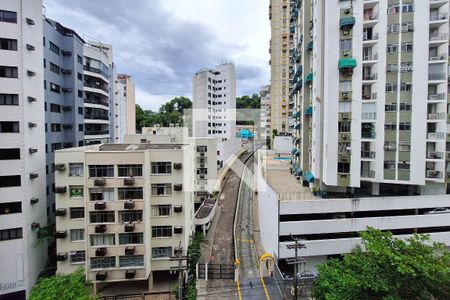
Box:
[43,0,271,111]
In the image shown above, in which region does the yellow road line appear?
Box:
[236,278,243,300]
[260,276,270,300]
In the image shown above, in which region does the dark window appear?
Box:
[50,103,61,113]
[78,124,83,131]
[0,175,21,188]
[0,202,21,214]
[0,38,17,50]
[0,66,18,78]
[0,121,19,132]
[0,228,22,241]
[51,123,61,132]
[49,42,60,55]
[49,83,61,93]
[49,62,60,74]
[0,10,17,23]
[0,148,20,160]
[0,93,18,105]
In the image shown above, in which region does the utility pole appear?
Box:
[286,234,306,300]
[170,242,188,299]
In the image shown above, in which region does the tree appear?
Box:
[312,228,450,300]
[30,268,96,300]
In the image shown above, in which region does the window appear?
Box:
[89,188,114,201]
[50,103,61,113]
[89,165,114,177]
[118,188,143,200]
[70,251,85,264]
[70,229,85,241]
[89,211,115,223]
[151,205,171,217]
[0,10,17,23]
[69,186,84,198]
[0,94,18,105]
[49,62,60,74]
[119,210,143,223]
[0,228,22,241]
[152,247,172,259]
[0,202,21,215]
[151,184,172,196]
[151,226,172,238]
[70,207,85,219]
[0,175,20,188]
[118,164,143,177]
[90,234,115,246]
[90,257,115,269]
[51,143,62,152]
[49,42,60,55]
[51,123,61,132]
[0,148,20,160]
[69,163,84,176]
[119,255,144,268]
[0,66,18,78]
[50,83,61,93]
[151,162,172,174]
[119,233,143,245]
[0,38,17,50]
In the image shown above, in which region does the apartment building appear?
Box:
[124,127,219,211]
[260,84,271,145]
[269,0,292,135]
[113,74,136,143]
[289,0,450,196]
[54,143,195,292]
[0,1,47,299]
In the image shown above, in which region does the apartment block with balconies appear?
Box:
[54,143,195,292]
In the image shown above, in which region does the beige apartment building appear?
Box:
[269,0,292,135]
[54,143,195,292]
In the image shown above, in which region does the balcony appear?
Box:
[428,93,446,101]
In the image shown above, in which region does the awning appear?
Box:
[338,58,357,70]
[305,72,313,83]
[304,171,315,183]
[307,41,313,50]
[340,17,356,29]
[304,106,313,116]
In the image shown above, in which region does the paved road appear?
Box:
[235,156,283,300]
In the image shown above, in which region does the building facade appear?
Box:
[290,0,450,196]
[55,143,195,292]
[0,1,47,298]
[113,74,136,143]
[269,0,292,135]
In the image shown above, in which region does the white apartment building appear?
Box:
[260,84,271,144]
[114,74,136,143]
[0,1,47,298]
[54,143,195,293]
[124,127,219,211]
[289,0,450,196]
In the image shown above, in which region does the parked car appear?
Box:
[424,207,450,215]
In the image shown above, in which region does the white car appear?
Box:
[425,207,450,215]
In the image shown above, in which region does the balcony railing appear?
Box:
[430,12,448,21]
[428,112,446,120]
[427,132,445,139]
[428,93,446,101]
[361,151,376,159]
[429,33,448,41]
[428,73,447,80]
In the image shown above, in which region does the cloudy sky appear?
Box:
[43,0,271,111]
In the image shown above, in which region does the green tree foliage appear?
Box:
[135,96,192,131]
[30,268,96,300]
[312,227,450,300]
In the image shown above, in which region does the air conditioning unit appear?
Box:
[55,163,66,171]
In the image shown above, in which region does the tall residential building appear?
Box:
[192,63,236,140]
[269,0,292,135]
[290,0,450,196]
[55,143,195,292]
[260,84,271,145]
[0,1,47,299]
[114,74,136,143]
[43,18,116,222]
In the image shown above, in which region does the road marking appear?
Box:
[236,278,243,300]
[260,276,271,300]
